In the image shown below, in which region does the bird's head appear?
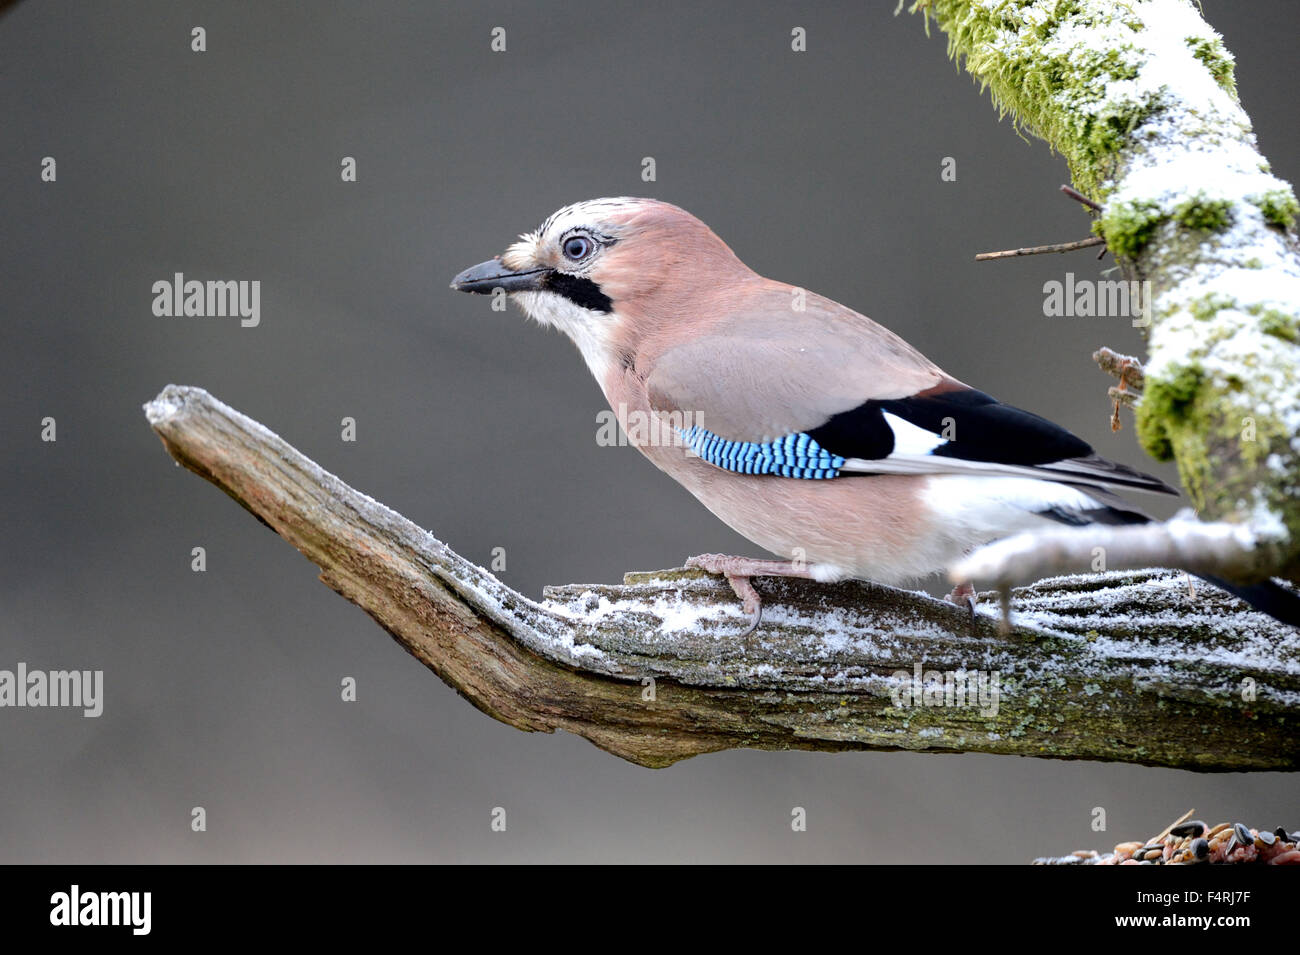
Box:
[451,197,751,378]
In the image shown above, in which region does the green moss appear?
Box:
[1136,362,1205,462]
[900,3,1249,199]
[1074,91,1158,170]
[899,2,1164,195]
[1258,309,1300,344]
[1187,292,1236,321]
[1138,330,1294,515]
[1207,301,1300,345]
[901,1,1163,196]
[1252,188,1299,231]
[1185,36,1237,97]
[1098,198,1165,258]
[1173,194,1233,231]
[1033,0,1083,40]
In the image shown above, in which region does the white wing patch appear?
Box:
[881,411,947,455]
[921,475,1104,539]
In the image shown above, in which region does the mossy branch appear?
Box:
[907,0,1300,585]
[145,385,1300,771]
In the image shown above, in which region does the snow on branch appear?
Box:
[907,0,1300,586]
[145,385,1300,771]
[952,512,1265,590]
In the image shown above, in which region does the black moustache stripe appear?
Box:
[544,272,613,313]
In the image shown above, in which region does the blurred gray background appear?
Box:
[2,1,1296,863]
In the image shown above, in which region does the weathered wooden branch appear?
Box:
[144,385,1300,770]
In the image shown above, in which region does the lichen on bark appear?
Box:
[905,0,1300,582]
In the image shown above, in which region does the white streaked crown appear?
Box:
[502,197,646,274]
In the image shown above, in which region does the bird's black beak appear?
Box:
[450,257,550,294]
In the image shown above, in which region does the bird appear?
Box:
[451,197,1300,631]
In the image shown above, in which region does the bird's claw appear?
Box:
[684,553,727,575]
[944,583,979,637]
[686,554,765,641]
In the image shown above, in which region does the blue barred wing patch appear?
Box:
[679,426,845,479]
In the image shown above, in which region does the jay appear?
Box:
[453,197,1299,630]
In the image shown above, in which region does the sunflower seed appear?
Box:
[1191,837,1209,861]
[1170,820,1206,839]
[1234,822,1253,845]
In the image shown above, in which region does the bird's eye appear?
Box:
[562,235,593,261]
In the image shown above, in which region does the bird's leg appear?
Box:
[944,580,978,635]
[685,554,814,637]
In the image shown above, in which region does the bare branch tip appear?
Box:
[1060,183,1102,212]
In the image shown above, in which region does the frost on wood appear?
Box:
[906,0,1300,583]
[145,385,1300,770]
[953,511,1278,590]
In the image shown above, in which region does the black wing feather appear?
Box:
[805,387,1177,495]
[806,388,1090,465]
[880,390,1092,465]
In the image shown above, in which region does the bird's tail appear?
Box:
[1197,574,1300,627]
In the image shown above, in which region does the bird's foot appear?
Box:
[944,580,978,636]
[685,554,813,639]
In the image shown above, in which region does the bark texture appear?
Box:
[145,385,1300,770]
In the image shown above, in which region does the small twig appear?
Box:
[975,184,1108,261]
[975,235,1105,261]
[1060,183,1102,212]
[1110,369,1130,432]
[1063,185,1109,259]
[1094,347,1145,431]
